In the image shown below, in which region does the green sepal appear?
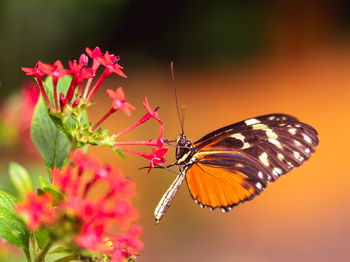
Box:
[114,149,125,159]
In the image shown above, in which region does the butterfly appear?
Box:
[154,113,318,223]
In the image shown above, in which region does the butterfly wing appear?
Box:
[186,152,266,211]
[185,113,318,211]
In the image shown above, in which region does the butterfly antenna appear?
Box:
[171,61,184,135]
[181,105,186,132]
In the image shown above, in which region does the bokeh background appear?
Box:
[1,1,350,261]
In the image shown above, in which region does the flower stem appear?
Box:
[92,108,116,131]
[37,79,55,111]
[83,78,93,99]
[87,69,111,102]
[35,239,53,262]
[53,78,59,112]
[66,78,77,104]
[115,146,151,159]
[115,121,141,139]
[23,247,31,262]
[115,140,157,146]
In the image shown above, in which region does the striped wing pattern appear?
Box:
[185,114,319,212]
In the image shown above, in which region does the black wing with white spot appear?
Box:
[185,113,318,211]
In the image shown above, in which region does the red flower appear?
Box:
[106,169,136,198]
[97,51,126,78]
[114,146,168,173]
[91,87,135,130]
[51,150,141,254]
[111,225,143,262]
[75,223,108,253]
[85,49,126,102]
[66,57,94,104]
[70,149,100,174]
[40,60,67,82]
[112,198,139,230]
[15,191,55,230]
[114,125,164,148]
[22,47,130,112]
[115,97,163,139]
[86,46,102,73]
[110,96,167,171]
[40,60,67,110]
[68,59,94,84]
[52,166,76,198]
[22,61,46,79]
[22,62,55,111]
[142,97,163,125]
[107,87,135,116]
[148,147,168,173]
[154,126,165,148]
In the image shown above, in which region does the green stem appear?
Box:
[69,141,78,155]
[23,248,31,262]
[35,239,53,262]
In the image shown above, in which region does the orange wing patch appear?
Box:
[186,163,257,211]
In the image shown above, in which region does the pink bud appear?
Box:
[79,54,89,68]
[60,93,66,111]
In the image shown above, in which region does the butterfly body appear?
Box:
[176,134,195,165]
[154,113,318,223]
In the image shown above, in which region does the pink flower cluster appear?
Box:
[15,150,143,261]
[113,97,167,173]
[22,47,125,112]
[22,46,168,173]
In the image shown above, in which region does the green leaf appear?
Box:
[49,246,72,254]
[35,227,49,250]
[0,191,29,249]
[43,75,73,105]
[0,190,18,215]
[31,96,71,171]
[31,75,77,172]
[9,162,32,200]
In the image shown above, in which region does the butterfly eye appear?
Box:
[177,134,187,146]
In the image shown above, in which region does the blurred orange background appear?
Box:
[2,1,350,261]
[87,44,350,262]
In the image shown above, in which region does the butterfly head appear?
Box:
[176,134,195,165]
[177,134,189,146]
